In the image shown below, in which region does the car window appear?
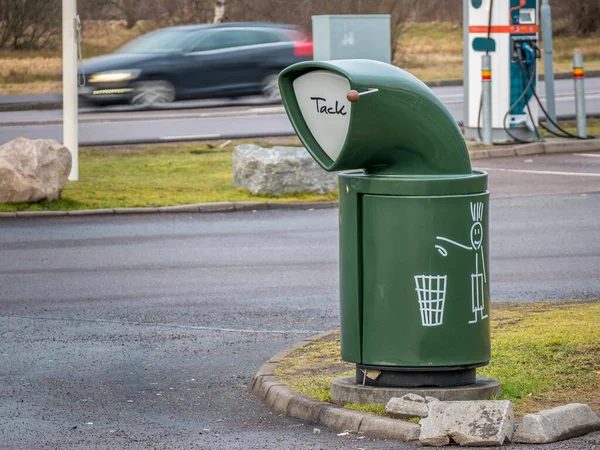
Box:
[118,29,194,53]
[188,31,224,52]
[244,30,282,45]
[189,29,282,52]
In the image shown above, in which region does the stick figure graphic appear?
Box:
[434,202,488,324]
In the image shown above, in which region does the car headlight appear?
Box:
[88,70,141,83]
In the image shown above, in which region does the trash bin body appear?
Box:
[279,59,492,387]
[339,172,490,374]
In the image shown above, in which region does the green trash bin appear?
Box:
[279,60,490,387]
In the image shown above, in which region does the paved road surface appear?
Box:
[1,152,599,449]
[0,78,598,146]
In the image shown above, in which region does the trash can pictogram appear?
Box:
[414,275,447,327]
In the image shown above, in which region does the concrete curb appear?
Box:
[251,328,421,442]
[470,136,600,159]
[1,137,598,219]
[0,200,338,220]
[0,100,62,112]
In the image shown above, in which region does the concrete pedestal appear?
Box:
[330,376,501,406]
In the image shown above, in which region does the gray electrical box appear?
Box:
[312,15,391,64]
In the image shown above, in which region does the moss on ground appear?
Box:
[275,301,600,418]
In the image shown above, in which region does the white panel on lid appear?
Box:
[292,70,351,162]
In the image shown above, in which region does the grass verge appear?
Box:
[1,119,598,213]
[540,118,600,138]
[274,301,600,419]
[396,22,600,81]
[0,136,340,213]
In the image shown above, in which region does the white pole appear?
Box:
[541,0,557,133]
[62,0,78,181]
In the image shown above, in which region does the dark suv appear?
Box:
[78,23,313,106]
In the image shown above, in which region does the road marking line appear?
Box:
[160,134,220,140]
[477,167,600,177]
[556,94,600,102]
[198,107,284,118]
[575,153,600,158]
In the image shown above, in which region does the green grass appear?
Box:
[275,336,353,403]
[397,22,600,81]
[0,138,338,212]
[540,118,600,138]
[0,119,597,213]
[479,302,600,414]
[344,403,387,416]
[275,301,600,418]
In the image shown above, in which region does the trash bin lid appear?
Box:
[340,170,487,196]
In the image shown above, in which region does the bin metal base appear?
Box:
[356,363,486,388]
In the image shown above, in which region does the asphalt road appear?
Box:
[1,152,600,449]
[0,78,599,146]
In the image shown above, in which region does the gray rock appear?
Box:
[426,396,441,403]
[419,400,514,447]
[419,401,450,446]
[0,138,71,203]
[358,415,421,442]
[232,144,337,195]
[401,393,427,403]
[386,395,429,419]
[513,403,600,444]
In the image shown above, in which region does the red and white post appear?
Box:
[573,53,586,139]
[481,55,492,146]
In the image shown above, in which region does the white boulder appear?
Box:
[0,138,72,203]
[232,144,337,195]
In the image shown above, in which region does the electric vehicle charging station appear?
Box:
[280,60,491,388]
[464,0,540,142]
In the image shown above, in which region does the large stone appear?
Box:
[232,144,337,195]
[386,394,430,419]
[513,403,600,444]
[420,400,450,446]
[419,400,514,447]
[0,138,71,203]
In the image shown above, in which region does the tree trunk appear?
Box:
[122,0,138,29]
[213,0,226,23]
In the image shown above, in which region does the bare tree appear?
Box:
[186,0,214,23]
[57,0,600,42]
[213,0,227,23]
[105,0,143,28]
[227,0,413,56]
[559,0,600,36]
[0,0,61,50]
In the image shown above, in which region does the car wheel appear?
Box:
[261,74,281,101]
[131,80,175,106]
